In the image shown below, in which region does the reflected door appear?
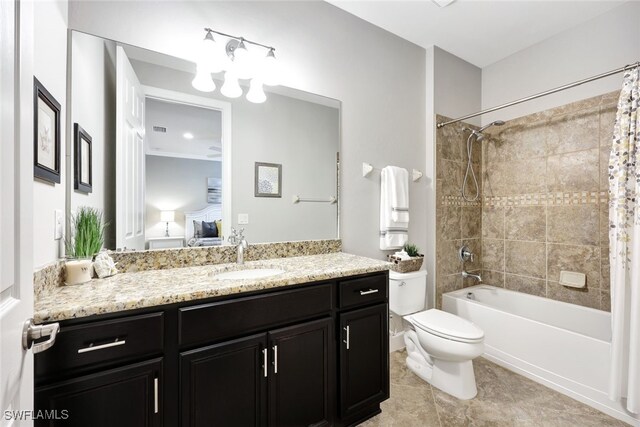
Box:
[116,46,146,250]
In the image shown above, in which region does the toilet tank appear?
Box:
[389,270,427,315]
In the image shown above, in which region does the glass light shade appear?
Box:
[261,50,279,86]
[191,68,216,92]
[221,71,242,98]
[232,41,254,79]
[199,35,225,73]
[246,79,266,104]
[160,210,175,222]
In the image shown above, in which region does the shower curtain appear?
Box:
[609,65,640,414]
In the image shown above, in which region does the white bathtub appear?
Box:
[443,285,640,426]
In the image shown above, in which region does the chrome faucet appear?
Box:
[228,227,248,265]
[462,270,482,283]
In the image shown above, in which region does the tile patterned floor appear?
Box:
[360,351,629,427]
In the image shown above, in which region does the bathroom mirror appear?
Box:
[68,31,340,250]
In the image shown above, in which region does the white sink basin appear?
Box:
[213,268,285,280]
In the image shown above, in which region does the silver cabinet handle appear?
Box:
[77,338,126,354]
[262,348,268,378]
[22,319,60,354]
[359,288,379,296]
[154,377,159,414]
[343,326,350,350]
[272,345,278,374]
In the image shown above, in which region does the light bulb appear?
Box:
[246,79,266,104]
[221,71,242,98]
[198,31,225,74]
[262,48,279,86]
[192,67,216,92]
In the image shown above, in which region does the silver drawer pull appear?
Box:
[359,288,379,296]
[154,377,159,414]
[78,338,126,354]
[262,348,268,378]
[343,326,350,350]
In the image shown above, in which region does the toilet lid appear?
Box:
[410,309,484,343]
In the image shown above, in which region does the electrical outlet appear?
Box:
[54,210,63,240]
[238,213,249,225]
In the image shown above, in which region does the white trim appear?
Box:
[142,85,232,242]
[145,150,221,162]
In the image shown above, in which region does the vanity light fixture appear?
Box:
[193,28,278,103]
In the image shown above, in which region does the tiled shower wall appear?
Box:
[435,91,618,311]
[435,118,482,308]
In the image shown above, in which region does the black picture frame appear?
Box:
[74,123,93,194]
[254,162,282,198]
[33,77,62,184]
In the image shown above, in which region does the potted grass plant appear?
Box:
[65,207,106,285]
[387,243,424,273]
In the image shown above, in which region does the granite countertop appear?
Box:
[34,252,391,324]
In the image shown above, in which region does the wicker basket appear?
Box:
[387,254,424,273]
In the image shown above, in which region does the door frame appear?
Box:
[142,85,232,242]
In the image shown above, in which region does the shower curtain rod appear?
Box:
[436,61,640,128]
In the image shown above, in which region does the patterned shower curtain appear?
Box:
[609,65,640,414]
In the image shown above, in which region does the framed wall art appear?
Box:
[34,77,61,184]
[74,123,93,193]
[254,162,282,198]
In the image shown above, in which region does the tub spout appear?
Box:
[462,270,482,283]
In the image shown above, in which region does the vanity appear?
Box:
[32,25,387,426]
[33,252,390,427]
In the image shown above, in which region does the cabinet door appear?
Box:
[35,358,162,427]
[268,318,334,427]
[180,333,267,427]
[339,304,389,417]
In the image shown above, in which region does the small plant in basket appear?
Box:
[388,242,424,273]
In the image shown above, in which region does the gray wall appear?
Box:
[132,60,339,243]
[145,156,221,239]
[33,0,68,267]
[68,0,427,260]
[70,31,116,248]
[482,1,640,124]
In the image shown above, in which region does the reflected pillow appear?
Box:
[202,221,218,238]
[193,220,203,238]
[215,220,222,238]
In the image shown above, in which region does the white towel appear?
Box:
[380,166,409,250]
[389,167,409,223]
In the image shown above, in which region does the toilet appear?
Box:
[389,270,484,400]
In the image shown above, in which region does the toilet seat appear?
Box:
[409,309,484,343]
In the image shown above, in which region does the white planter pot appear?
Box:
[65,259,93,285]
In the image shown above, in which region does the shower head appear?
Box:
[464,120,505,142]
[479,120,506,132]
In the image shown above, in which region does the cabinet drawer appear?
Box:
[35,312,164,378]
[179,283,333,347]
[338,273,388,309]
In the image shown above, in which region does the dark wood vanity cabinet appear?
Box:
[35,358,163,427]
[34,271,388,426]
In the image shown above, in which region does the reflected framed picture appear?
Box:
[74,123,93,193]
[33,77,61,184]
[207,177,222,204]
[255,162,282,198]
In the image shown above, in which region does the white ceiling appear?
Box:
[326,0,627,68]
[145,98,222,161]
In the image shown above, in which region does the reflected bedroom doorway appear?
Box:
[143,95,230,250]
